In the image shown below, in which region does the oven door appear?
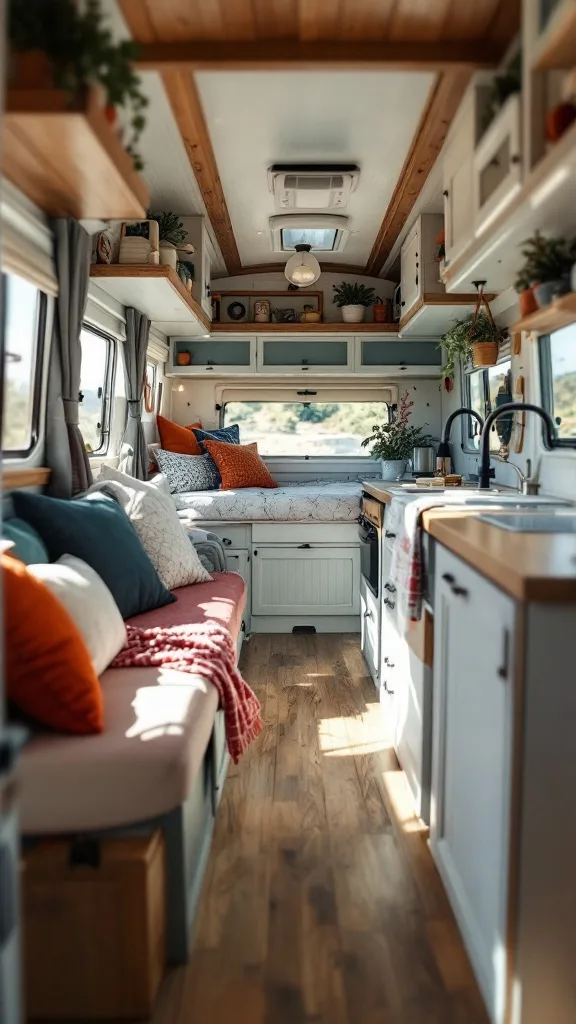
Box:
[358,517,379,597]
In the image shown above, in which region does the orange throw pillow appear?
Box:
[3,555,103,734]
[203,439,277,490]
[156,415,201,455]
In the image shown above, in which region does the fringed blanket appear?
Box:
[112,623,262,762]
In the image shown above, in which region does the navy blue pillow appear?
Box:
[2,517,49,565]
[12,492,174,620]
[192,424,240,445]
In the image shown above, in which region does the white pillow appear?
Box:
[100,462,171,498]
[93,467,212,590]
[28,555,127,676]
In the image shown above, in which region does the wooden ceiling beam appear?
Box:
[134,39,501,72]
[159,70,242,276]
[365,69,471,277]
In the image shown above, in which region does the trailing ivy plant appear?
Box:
[8,0,148,170]
[440,312,503,379]
[332,282,376,307]
[361,390,432,462]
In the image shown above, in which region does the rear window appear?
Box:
[223,401,390,456]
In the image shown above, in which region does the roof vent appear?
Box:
[268,164,360,210]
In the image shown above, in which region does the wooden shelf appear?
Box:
[399,293,495,338]
[533,0,576,70]
[90,265,211,334]
[512,292,576,334]
[3,467,51,490]
[211,322,399,333]
[3,86,149,219]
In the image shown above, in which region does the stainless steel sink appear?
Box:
[478,512,576,533]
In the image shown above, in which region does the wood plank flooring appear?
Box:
[153,634,489,1024]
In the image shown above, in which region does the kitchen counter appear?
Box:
[424,510,576,603]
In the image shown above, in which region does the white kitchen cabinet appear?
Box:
[399,214,444,322]
[168,336,256,375]
[473,93,522,237]
[360,576,380,687]
[180,216,212,318]
[252,545,360,617]
[224,549,251,633]
[431,545,514,1023]
[257,336,353,374]
[442,92,476,267]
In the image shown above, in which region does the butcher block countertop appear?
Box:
[424,511,576,603]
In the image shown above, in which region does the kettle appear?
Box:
[412,446,436,475]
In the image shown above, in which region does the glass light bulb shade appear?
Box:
[284,249,321,286]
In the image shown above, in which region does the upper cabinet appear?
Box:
[399,214,444,323]
[473,93,523,237]
[180,217,212,320]
[443,95,477,268]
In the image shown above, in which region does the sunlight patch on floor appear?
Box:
[383,768,428,835]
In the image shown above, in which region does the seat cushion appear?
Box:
[19,573,247,834]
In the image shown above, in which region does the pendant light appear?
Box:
[284,244,321,286]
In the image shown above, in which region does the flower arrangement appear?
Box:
[361,390,432,461]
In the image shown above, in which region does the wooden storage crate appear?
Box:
[23,831,165,1019]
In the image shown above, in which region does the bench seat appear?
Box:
[19,572,246,835]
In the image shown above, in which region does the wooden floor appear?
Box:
[152,635,489,1024]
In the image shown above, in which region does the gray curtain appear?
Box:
[120,307,150,479]
[46,220,92,497]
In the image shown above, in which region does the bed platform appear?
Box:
[173,479,365,522]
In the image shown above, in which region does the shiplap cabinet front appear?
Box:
[252,546,360,616]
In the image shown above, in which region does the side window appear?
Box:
[144,360,157,414]
[1,272,46,456]
[463,360,512,452]
[79,325,114,455]
[539,325,576,445]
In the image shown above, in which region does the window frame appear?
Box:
[538,331,576,449]
[1,272,48,459]
[461,357,512,454]
[79,323,116,457]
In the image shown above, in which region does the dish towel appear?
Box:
[112,622,262,762]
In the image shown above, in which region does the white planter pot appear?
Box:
[381,459,407,481]
[159,242,178,271]
[341,304,365,323]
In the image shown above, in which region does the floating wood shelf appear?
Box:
[399,293,496,338]
[3,86,149,219]
[90,265,211,334]
[512,293,576,334]
[3,467,51,490]
[533,0,576,69]
[211,322,399,333]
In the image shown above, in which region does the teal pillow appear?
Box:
[12,492,174,620]
[2,518,49,565]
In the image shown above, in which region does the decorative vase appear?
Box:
[159,242,178,271]
[341,304,365,323]
[533,280,567,308]
[177,351,191,366]
[518,287,538,318]
[472,341,499,367]
[381,459,407,481]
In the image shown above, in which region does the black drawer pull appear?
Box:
[385,530,396,539]
[298,543,312,549]
[222,537,232,546]
[452,585,468,598]
[442,572,455,584]
[384,598,395,609]
[384,582,396,593]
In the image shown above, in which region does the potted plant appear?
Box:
[479,51,522,138]
[148,211,188,271]
[361,390,432,481]
[514,269,539,318]
[519,232,573,307]
[440,311,503,378]
[8,0,148,170]
[332,282,376,323]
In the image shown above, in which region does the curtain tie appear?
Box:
[127,399,142,419]
[62,398,79,426]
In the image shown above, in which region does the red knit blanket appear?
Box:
[112,623,262,763]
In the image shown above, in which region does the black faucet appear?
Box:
[478,403,556,489]
[437,407,485,462]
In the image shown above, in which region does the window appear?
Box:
[144,361,157,413]
[1,272,46,456]
[281,228,337,251]
[223,401,390,456]
[539,325,576,445]
[79,326,114,454]
[463,360,512,453]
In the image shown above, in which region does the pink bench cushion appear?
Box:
[19,573,246,835]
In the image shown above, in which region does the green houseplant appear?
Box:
[8,0,148,170]
[332,282,376,324]
[440,310,503,379]
[148,211,188,271]
[361,390,432,481]
[518,232,574,308]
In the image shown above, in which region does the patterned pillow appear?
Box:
[192,424,240,446]
[152,449,221,493]
[203,439,277,490]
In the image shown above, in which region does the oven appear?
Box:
[358,495,384,597]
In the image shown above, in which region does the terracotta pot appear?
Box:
[546,103,576,143]
[373,301,390,323]
[472,341,499,367]
[518,287,538,318]
[177,351,192,366]
[10,50,54,89]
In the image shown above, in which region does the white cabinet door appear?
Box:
[224,549,251,632]
[443,133,474,266]
[252,546,360,616]
[400,221,421,319]
[473,93,522,237]
[360,577,380,687]
[431,546,514,1024]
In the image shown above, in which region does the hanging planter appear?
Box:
[440,286,503,378]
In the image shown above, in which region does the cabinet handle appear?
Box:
[301,366,309,371]
[383,679,395,696]
[363,610,371,619]
[383,656,395,668]
[442,572,455,584]
[451,585,468,598]
[384,598,396,609]
[384,582,396,593]
[510,154,521,165]
[443,189,449,197]
[401,301,405,307]
[497,628,510,680]
[385,530,396,538]
[298,543,311,549]
[415,274,419,287]
[205,366,214,371]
